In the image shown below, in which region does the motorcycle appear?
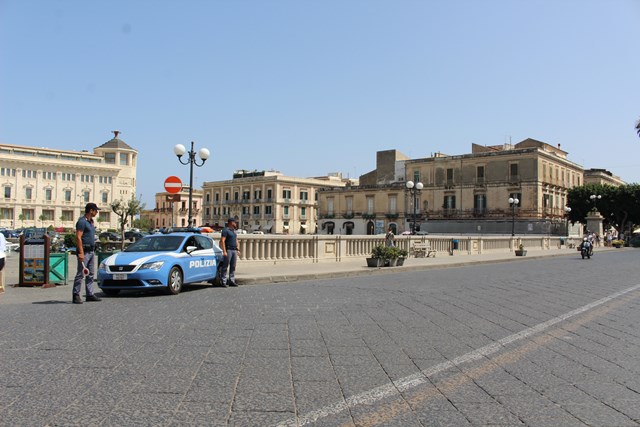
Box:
[580,241,593,259]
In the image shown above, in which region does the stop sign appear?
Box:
[164,176,183,194]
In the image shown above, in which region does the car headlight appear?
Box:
[139,261,164,271]
[99,261,106,270]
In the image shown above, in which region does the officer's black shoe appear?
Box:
[220,282,229,288]
[86,294,102,302]
[228,281,238,287]
[72,294,83,304]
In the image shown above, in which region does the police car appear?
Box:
[97,232,223,296]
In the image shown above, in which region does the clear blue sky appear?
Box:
[2,0,639,206]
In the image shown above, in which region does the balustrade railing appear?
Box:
[203,234,556,264]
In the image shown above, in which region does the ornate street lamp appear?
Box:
[564,206,572,237]
[590,194,601,212]
[406,180,423,234]
[173,142,210,227]
[508,197,519,237]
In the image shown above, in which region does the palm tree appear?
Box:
[636,118,640,138]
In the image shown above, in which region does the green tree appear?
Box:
[38,213,46,227]
[111,196,146,250]
[567,184,640,235]
[636,118,640,138]
[18,213,25,228]
[133,216,153,231]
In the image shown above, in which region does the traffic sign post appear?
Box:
[164,176,183,194]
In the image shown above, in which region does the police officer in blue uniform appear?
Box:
[219,217,240,287]
[73,203,102,304]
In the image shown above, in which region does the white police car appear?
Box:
[97,232,223,296]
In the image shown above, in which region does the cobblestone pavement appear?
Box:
[0,249,639,426]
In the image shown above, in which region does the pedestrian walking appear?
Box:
[385,226,395,247]
[72,203,102,304]
[219,217,240,287]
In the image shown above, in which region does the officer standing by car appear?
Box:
[219,217,240,287]
[72,203,102,304]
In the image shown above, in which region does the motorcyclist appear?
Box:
[580,237,592,259]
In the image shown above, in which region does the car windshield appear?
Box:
[124,235,185,252]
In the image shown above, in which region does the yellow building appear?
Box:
[583,168,625,186]
[201,170,349,234]
[141,189,203,229]
[318,139,589,235]
[0,131,137,230]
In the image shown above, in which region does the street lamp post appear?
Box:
[173,141,210,227]
[564,206,572,237]
[508,197,519,237]
[406,180,423,234]
[590,194,601,212]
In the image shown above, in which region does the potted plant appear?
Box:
[611,239,624,248]
[515,243,527,256]
[367,244,386,267]
[396,248,408,266]
[385,246,401,267]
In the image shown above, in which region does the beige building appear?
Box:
[201,170,349,234]
[318,139,589,234]
[583,168,625,186]
[141,189,203,229]
[0,132,137,230]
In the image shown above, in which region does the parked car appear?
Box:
[1,229,20,238]
[124,230,148,241]
[99,231,122,241]
[97,232,223,296]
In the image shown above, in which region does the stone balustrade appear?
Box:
[226,234,557,264]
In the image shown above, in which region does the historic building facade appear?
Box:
[318,139,589,235]
[0,132,137,230]
[141,189,204,229]
[200,170,349,234]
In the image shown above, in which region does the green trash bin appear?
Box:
[451,239,459,250]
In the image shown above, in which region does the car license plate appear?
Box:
[113,273,127,281]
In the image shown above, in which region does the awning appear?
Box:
[283,225,289,230]
[251,225,261,231]
[300,224,308,229]
[264,224,273,232]
[343,221,354,229]
[633,227,640,234]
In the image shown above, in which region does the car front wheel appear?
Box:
[167,266,183,295]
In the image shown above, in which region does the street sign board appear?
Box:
[166,194,181,202]
[164,176,182,194]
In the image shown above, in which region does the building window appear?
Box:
[22,209,34,220]
[254,190,262,200]
[234,192,239,201]
[253,206,260,215]
[301,207,306,218]
[61,210,74,221]
[120,153,128,165]
[102,192,108,203]
[474,194,486,214]
[42,209,54,221]
[283,206,290,218]
[300,191,308,201]
[45,188,52,201]
[444,195,456,209]
[476,166,485,181]
[327,198,334,216]
[1,208,14,219]
[4,186,11,199]
[83,191,90,203]
[267,189,273,200]
[413,170,420,183]
[389,195,397,214]
[98,212,110,223]
[25,187,32,200]
[282,189,291,201]
[346,197,353,215]
[366,196,374,214]
[105,153,116,164]
[510,163,519,178]
[205,193,210,202]
[65,190,71,202]
[265,205,272,215]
